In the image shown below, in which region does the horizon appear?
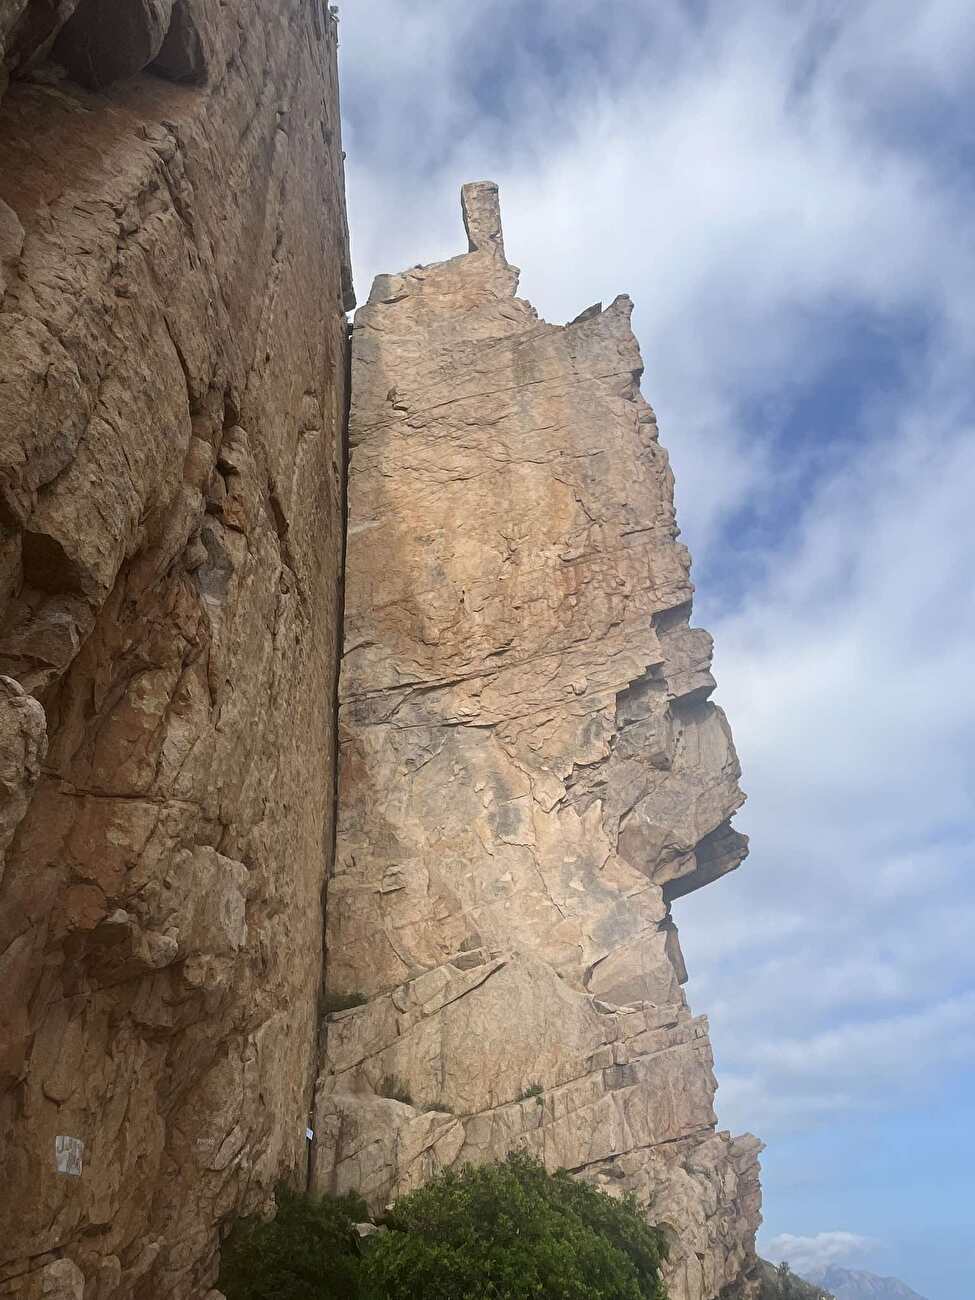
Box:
[339,4,975,1298]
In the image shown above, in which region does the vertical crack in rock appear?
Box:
[316,182,764,1300]
[307,316,355,1198]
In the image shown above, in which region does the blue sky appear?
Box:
[337,5,975,1297]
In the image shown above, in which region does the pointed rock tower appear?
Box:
[315,183,762,1300]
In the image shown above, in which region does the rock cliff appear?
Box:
[0,6,762,1291]
[0,2,351,1296]
[314,183,763,1300]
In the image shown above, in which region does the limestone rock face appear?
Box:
[316,182,762,1300]
[0,2,350,1296]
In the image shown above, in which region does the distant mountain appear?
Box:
[803,1264,929,1300]
[757,1258,834,1298]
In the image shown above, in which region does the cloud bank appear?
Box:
[766,1231,877,1277]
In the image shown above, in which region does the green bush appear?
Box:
[363,1151,667,1300]
[217,1183,367,1300]
[219,1153,668,1300]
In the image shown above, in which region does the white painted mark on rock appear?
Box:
[55,1135,83,1176]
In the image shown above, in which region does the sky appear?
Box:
[335,5,975,1297]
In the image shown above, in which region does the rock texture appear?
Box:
[315,183,762,1300]
[0,2,351,1296]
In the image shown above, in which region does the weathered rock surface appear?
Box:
[0,2,351,1296]
[315,182,762,1300]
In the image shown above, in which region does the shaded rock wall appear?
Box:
[315,183,762,1300]
[0,2,351,1296]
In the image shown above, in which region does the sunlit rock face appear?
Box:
[316,182,763,1300]
[0,3,351,1296]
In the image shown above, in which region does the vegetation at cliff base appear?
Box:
[361,1152,667,1300]
[218,1152,668,1300]
[217,1184,367,1300]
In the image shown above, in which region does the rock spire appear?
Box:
[315,182,762,1300]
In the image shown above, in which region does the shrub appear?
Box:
[362,1151,668,1300]
[517,1082,544,1102]
[217,1183,367,1300]
[219,1154,668,1300]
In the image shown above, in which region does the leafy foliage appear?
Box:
[217,1183,367,1300]
[219,1153,668,1300]
[362,1151,668,1300]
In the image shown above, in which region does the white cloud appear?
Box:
[766,1230,877,1277]
[681,383,975,1133]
